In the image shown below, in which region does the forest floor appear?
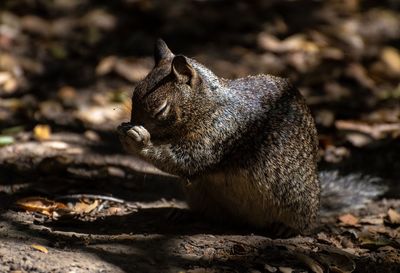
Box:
[1,0,400,272]
[0,133,400,273]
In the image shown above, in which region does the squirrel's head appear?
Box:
[130,39,212,138]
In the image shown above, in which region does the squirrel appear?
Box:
[118,39,386,237]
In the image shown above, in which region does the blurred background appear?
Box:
[0,0,400,185]
[1,0,400,180]
[1,1,400,272]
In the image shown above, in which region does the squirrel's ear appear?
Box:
[171,55,199,87]
[154,39,174,65]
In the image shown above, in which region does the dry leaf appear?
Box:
[84,130,100,141]
[323,145,350,163]
[335,120,400,140]
[0,71,12,85]
[75,104,123,125]
[345,63,375,89]
[57,86,77,104]
[114,58,152,82]
[0,135,14,146]
[3,77,18,92]
[343,133,373,147]
[381,47,400,76]
[43,141,69,150]
[0,71,18,94]
[264,264,277,272]
[281,34,319,53]
[338,214,359,226]
[31,244,48,254]
[96,56,117,76]
[360,216,384,225]
[358,231,393,249]
[21,16,50,36]
[257,33,281,52]
[295,253,323,273]
[73,200,99,214]
[258,33,319,53]
[16,197,69,216]
[81,9,116,30]
[278,267,294,273]
[107,207,122,215]
[33,124,51,141]
[387,208,400,225]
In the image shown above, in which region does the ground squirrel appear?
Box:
[118,39,386,236]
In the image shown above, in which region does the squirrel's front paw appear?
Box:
[118,123,151,155]
[126,125,151,145]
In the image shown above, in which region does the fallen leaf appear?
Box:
[0,71,18,94]
[38,101,63,120]
[33,124,51,141]
[19,57,44,74]
[338,214,359,226]
[387,208,400,225]
[200,247,216,262]
[96,56,117,76]
[3,76,18,92]
[1,125,24,135]
[0,135,14,146]
[281,34,319,53]
[264,264,277,272]
[43,141,69,150]
[343,133,373,147]
[16,197,69,216]
[57,86,77,105]
[323,145,350,163]
[72,200,99,214]
[381,47,400,76]
[81,9,116,30]
[314,109,335,127]
[75,104,123,125]
[295,253,323,273]
[31,244,48,254]
[278,267,293,273]
[360,216,384,225]
[257,33,281,52]
[0,71,12,84]
[258,33,319,53]
[21,16,50,36]
[107,207,122,215]
[114,58,152,82]
[51,18,76,38]
[335,120,400,140]
[358,231,394,249]
[345,63,375,89]
[84,130,100,141]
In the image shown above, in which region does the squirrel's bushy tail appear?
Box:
[320,170,388,213]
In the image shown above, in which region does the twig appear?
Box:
[55,194,125,204]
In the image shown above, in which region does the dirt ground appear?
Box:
[1,133,400,273]
[1,0,400,272]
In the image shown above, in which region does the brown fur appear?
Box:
[118,39,320,235]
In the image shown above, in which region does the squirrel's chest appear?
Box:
[185,170,276,227]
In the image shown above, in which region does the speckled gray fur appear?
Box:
[118,39,321,235]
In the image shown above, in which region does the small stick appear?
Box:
[55,194,125,204]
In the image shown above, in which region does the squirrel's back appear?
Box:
[180,72,320,233]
